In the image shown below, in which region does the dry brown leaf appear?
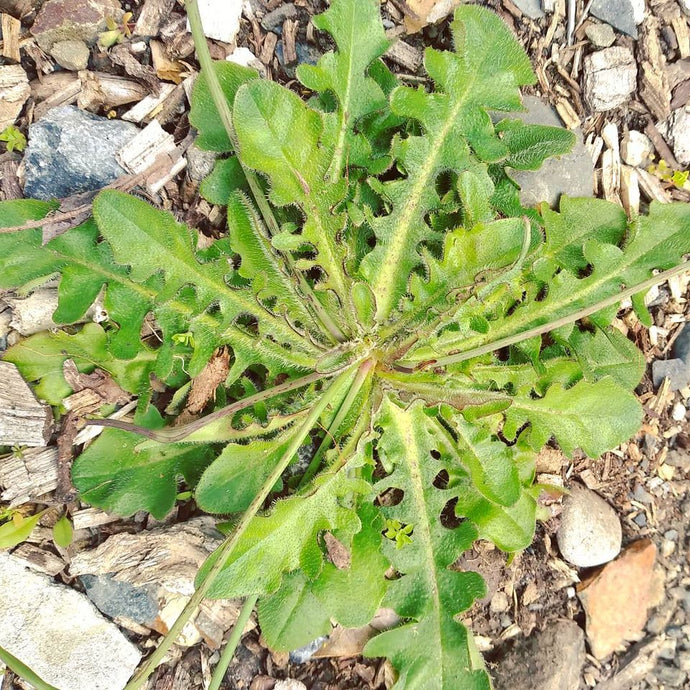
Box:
[185,348,231,414]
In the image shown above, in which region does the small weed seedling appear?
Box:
[1,1,689,688]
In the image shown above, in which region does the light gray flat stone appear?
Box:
[506,96,594,207]
[583,46,637,112]
[557,483,622,567]
[23,105,138,200]
[590,0,644,38]
[512,0,544,19]
[0,552,140,690]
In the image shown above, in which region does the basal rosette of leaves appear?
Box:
[1,1,689,688]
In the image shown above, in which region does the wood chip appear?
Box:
[117,120,186,194]
[134,0,176,37]
[110,42,160,94]
[672,15,690,59]
[11,543,65,576]
[0,446,58,505]
[0,361,52,447]
[77,71,150,112]
[71,507,122,531]
[121,82,177,123]
[0,159,22,201]
[185,348,230,415]
[31,72,80,120]
[385,38,423,72]
[639,17,671,122]
[282,18,298,66]
[1,13,21,62]
[0,63,29,130]
[260,31,278,65]
[150,39,185,83]
[645,120,680,170]
[555,97,581,129]
[621,165,640,217]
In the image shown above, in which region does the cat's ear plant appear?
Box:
[1,1,689,688]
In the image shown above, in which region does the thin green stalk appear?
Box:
[208,594,258,690]
[398,262,690,371]
[0,645,59,690]
[186,0,347,345]
[123,366,355,690]
[298,358,375,489]
[85,370,326,442]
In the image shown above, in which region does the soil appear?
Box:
[0,1,689,689]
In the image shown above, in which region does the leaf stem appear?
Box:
[399,262,690,371]
[186,0,347,345]
[123,366,355,690]
[298,358,375,489]
[208,594,258,690]
[85,370,327,442]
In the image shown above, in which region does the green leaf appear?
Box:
[359,5,535,321]
[258,503,388,650]
[497,120,575,170]
[52,515,73,548]
[199,156,247,204]
[72,429,215,519]
[296,0,389,179]
[189,61,258,151]
[198,459,371,598]
[4,323,155,406]
[0,511,46,550]
[504,378,642,456]
[364,398,489,689]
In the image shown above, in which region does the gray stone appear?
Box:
[557,483,622,567]
[80,573,159,626]
[583,47,637,112]
[590,0,644,38]
[506,96,593,208]
[492,620,586,690]
[673,323,690,364]
[187,143,218,182]
[665,450,690,472]
[31,0,122,52]
[512,0,544,20]
[49,39,90,71]
[653,665,687,687]
[261,2,297,33]
[0,552,140,690]
[289,636,328,664]
[652,358,690,391]
[23,106,138,200]
[633,512,647,527]
[585,22,616,47]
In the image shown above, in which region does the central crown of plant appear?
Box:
[2,1,689,688]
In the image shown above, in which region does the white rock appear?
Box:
[621,130,654,167]
[226,46,265,76]
[0,552,140,690]
[274,681,308,690]
[557,484,622,568]
[672,402,687,421]
[660,107,690,167]
[187,0,242,44]
[583,47,637,112]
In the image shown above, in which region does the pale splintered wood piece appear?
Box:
[11,543,65,576]
[0,63,29,130]
[1,13,21,62]
[0,362,52,447]
[134,0,176,36]
[71,507,122,531]
[0,446,58,505]
[121,82,176,123]
[385,39,423,71]
[621,165,640,217]
[78,71,150,112]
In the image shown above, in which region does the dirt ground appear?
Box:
[0,0,689,689]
